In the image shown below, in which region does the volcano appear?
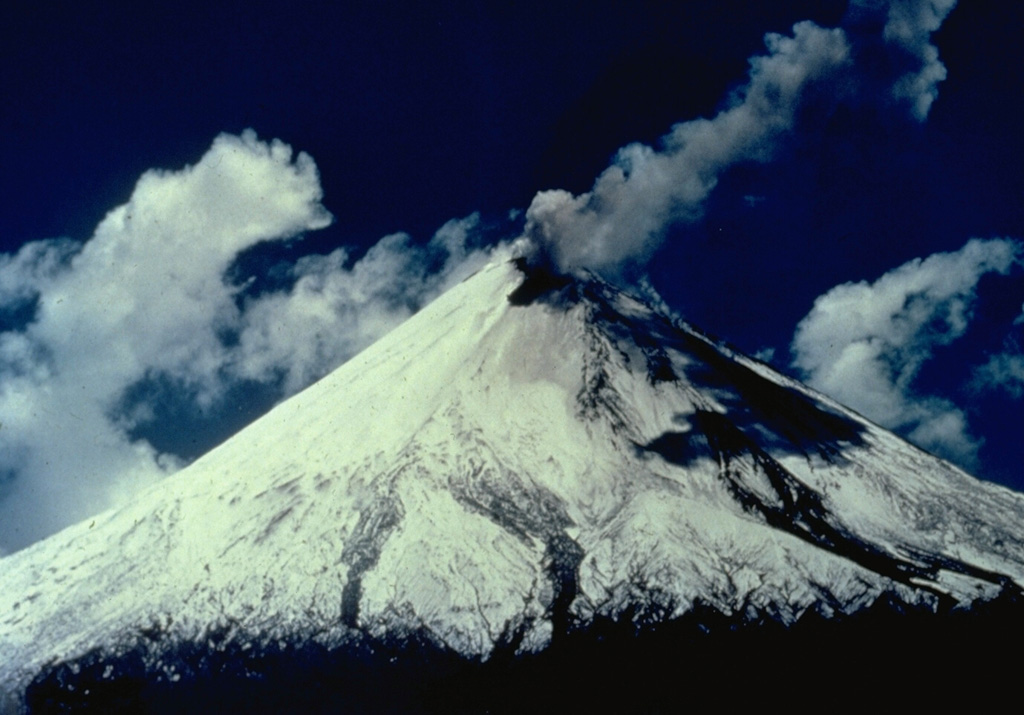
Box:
[3,254,1024,712]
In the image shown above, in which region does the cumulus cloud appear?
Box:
[790,238,1022,467]
[0,131,492,553]
[524,0,957,276]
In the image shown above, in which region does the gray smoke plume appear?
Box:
[524,0,957,276]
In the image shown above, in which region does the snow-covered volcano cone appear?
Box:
[3,254,1024,712]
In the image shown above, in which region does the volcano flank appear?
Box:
[2,255,1024,712]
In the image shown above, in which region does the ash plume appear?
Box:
[524,0,958,277]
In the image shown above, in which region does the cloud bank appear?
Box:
[524,0,957,276]
[0,131,491,553]
[790,238,1022,467]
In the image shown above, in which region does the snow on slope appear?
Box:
[3,253,1024,700]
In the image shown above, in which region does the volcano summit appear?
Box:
[2,255,1024,712]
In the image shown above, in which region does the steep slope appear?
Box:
[2,254,1024,710]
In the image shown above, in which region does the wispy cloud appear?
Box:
[0,131,492,553]
[524,0,957,276]
[790,238,1021,467]
[971,304,1024,399]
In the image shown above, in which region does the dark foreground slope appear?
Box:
[24,592,1024,714]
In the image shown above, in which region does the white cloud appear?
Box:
[0,239,79,308]
[790,238,1021,467]
[0,131,493,553]
[524,0,956,277]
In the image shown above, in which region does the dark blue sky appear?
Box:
[4,1,858,246]
[0,0,1021,548]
